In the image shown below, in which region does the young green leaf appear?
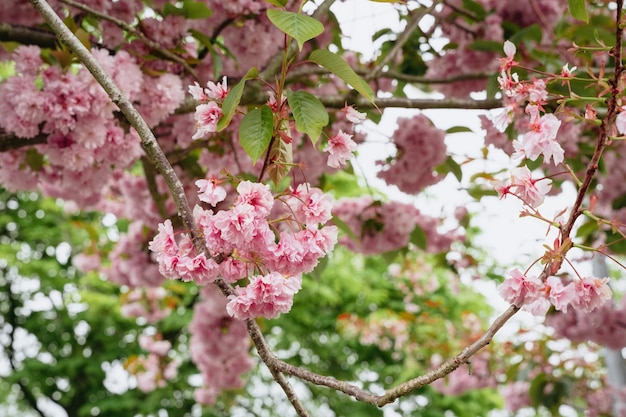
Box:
[308,49,375,103]
[409,225,428,250]
[568,0,588,23]
[217,67,258,131]
[266,9,324,51]
[264,0,287,6]
[238,105,274,164]
[286,90,329,145]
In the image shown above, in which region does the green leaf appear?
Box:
[286,90,329,144]
[409,225,427,250]
[217,67,258,131]
[332,215,359,243]
[509,24,543,45]
[239,105,274,164]
[467,186,497,200]
[446,126,473,134]
[568,0,588,23]
[468,40,505,52]
[264,0,287,6]
[461,0,487,19]
[308,49,375,103]
[440,156,462,182]
[266,9,324,51]
[163,1,212,19]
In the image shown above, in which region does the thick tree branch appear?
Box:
[0,22,57,49]
[28,1,310,416]
[0,133,47,152]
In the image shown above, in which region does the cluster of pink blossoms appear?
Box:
[126,334,181,393]
[149,180,338,320]
[494,41,565,166]
[332,196,457,255]
[498,269,612,316]
[190,286,253,405]
[377,114,448,194]
[546,295,626,350]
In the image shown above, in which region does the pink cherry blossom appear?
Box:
[325,129,357,168]
[196,177,226,206]
[288,184,333,226]
[616,108,626,134]
[571,276,613,313]
[498,269,544,312]
[148,219,178,255]
[513,113,564,165]
[544,276,575,313]
[192,101,222,140]
[212,203,257,246]
[188,81,208,101]
[342,104,366,124]
[176,253,219,285]
[509,166,552,207]
[205,77,228,100]
[226,272,302,320]
[499,40,517,72]
[235,180,274,217]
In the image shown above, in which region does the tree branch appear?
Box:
[28,1,310,415]
[0,133,47,152]
[0,22,57,49]
[366,3,436,81]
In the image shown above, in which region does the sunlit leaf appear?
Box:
[266,9,324,51]
[568,0,588,23]
[286,90,329,144]
[308,49,375,103]
[239,105,274,164]
[217,67,258,131]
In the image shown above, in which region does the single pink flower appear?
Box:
[148,219,178,255]
[509,167,552,207]
[188,81,208,101]
[498,269,544,311]
[513,113,564,165]
[342,104,366,124]
[192,101,222,140]
[205,77,228,100]
[235,181,274,218]
[325,129,357,168]
[196,177,226,206]
[571,276,612,313]
[544,276,575,313]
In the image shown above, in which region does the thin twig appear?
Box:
[367,3,437,81]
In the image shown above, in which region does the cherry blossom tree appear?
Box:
[1,0,626,416]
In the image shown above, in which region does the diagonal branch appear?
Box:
[366,2,437,81]
[28,1,310,416]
